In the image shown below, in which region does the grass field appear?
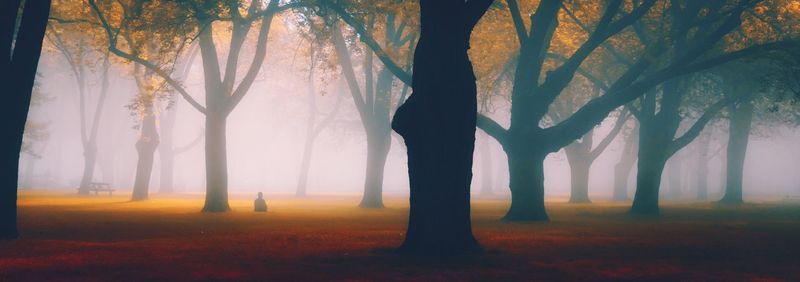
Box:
[2,190,799,281]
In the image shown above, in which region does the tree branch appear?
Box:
[327,1,412,85]
[331,23,370,126]
[87,0,207,115]
[226,0,280,114]
[506,0,528,46]
[668,95,740,156]
[589,108,628,161]
[477,114,509,145]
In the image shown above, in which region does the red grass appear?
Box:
[1,190,799,281]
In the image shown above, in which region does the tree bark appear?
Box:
[359,67,394,208]
[131,105,159,201]
[504,152,549,221]
[392,0,492,254]
[564,134,593,204]
[566,154,591,203]
[0,0,51,239]
[720,98,754,204]
[202,113,230,212]
[631,128,668,215]
[360,130,390,208]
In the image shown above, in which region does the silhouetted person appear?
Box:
[254,192,267,212]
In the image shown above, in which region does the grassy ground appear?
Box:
[2,190,799,281]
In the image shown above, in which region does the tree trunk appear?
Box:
[359,130,390,208]
[391,0,490,254]
[567,157,591,203]
[131,106,159,201]
[359,66,394,208]
[202,114,230,212]
[503,152,549,221]
[631,132,667,215]
[565,142,592,204]
[0,0,51,239]
[720,98,754,204]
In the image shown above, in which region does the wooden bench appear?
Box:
[87,182,115,195]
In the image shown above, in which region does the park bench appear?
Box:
[86,182,115,195]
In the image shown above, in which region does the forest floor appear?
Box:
[2,190,800,281]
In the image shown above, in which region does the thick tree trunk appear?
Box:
[504,152,549,221]
[0,0,51,239]
[202,114,230,212]
[631,133,667,215]
[565,142,592,204]
[567,157,591,203]
[392,0,489,254]
[131,107,159,201]
[720,98,754,204]
[360,130,390,208]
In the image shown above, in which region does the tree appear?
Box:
[389,0,495,254]
[631,0,800,214]
[327,0,792,220]
[554,82,629,203]
[158,43,201,194]
[718,58,797,204]
[130,63,163,201]
[89,0,295,211]
[44,19,112,194]
[296,38,344,197]
[468,0,797,219]
[323,2,418,208]
[0,0,52,239]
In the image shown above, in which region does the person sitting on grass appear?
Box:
[254,192,268,212]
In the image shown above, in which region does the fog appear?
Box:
[20,44,800,200]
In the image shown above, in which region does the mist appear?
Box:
[4,0,800,280]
